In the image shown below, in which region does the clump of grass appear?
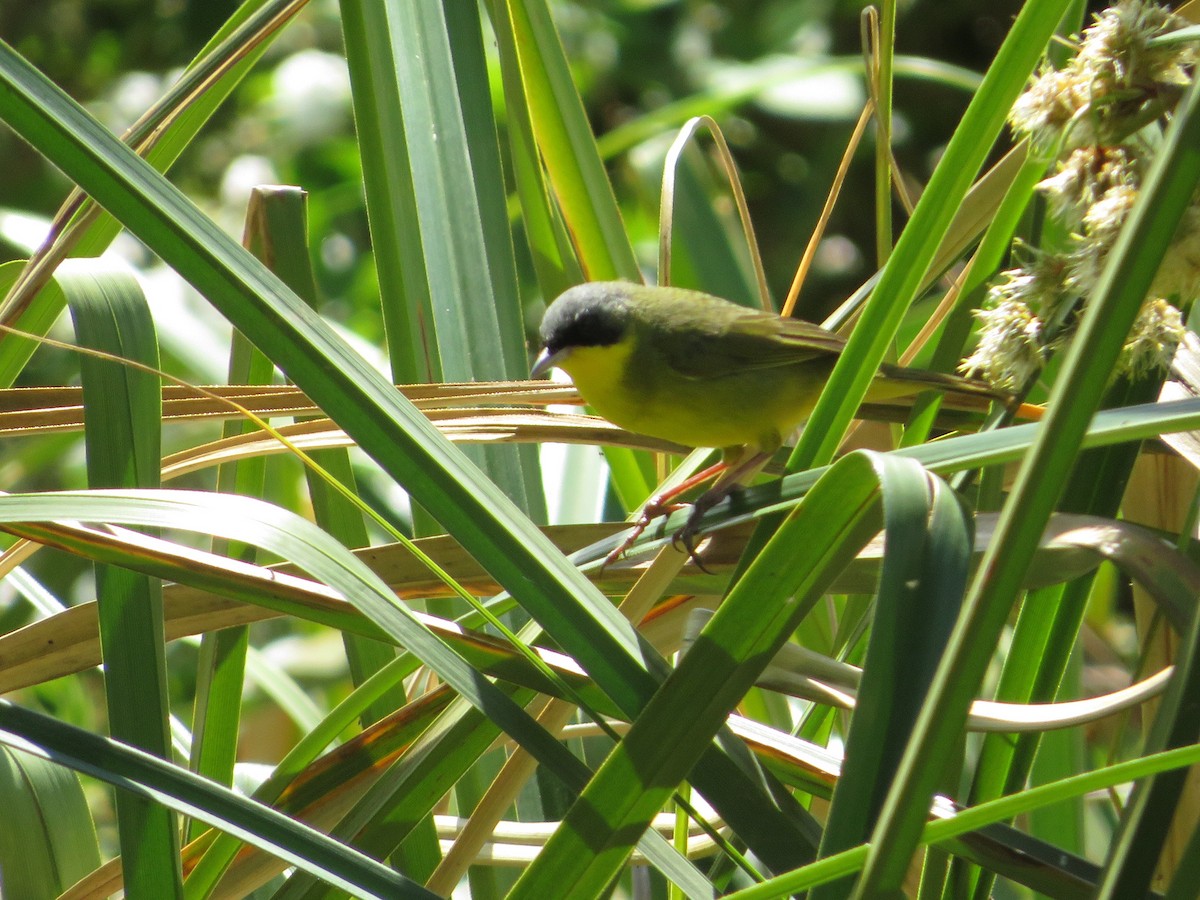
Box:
[962,0,1197,389]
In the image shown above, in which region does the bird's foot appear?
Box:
[671,514,709,573]
[601,495,687,570]
[671,491,723,574]
[600,465,733,572]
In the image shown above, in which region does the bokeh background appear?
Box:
[0,0,1029,327]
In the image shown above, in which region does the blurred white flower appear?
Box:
[960,298,1045,390]
[269,49,353,146]
[1120,298,1185,377]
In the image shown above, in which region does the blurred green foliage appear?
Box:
[0,0,1034,644]
[0,0,1026,321]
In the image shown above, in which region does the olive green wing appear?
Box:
[650,308,847,380]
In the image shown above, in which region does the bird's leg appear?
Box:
[627,463,727,545]
[673,449,773,568]
[601,462,727,569]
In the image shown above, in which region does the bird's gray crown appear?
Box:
[539,283,632,352]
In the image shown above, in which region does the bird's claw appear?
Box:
[671,512,712,574]
[670,487,728,574]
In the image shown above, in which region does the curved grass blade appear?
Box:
[0,489,578,771]
[0,702,436,900]
[191,694,526,899]
[0,743,100,897]
[957,375,1166,899]
[0,489,710,896]
[4,511,1184,711]
[813,464,970,898]
[1096,506,1200,895]
[508,450,892,898]
[181,677,454,896]
[264,697,524,900]
[853,62,1200,900]
[726,742,1200,898]
[628,396,1200,565]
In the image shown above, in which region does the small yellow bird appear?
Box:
[531,281,1002,559]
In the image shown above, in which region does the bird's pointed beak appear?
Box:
[531,346,566,379]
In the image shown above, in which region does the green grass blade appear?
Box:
[0,260,66,388]
[728,742,1200,898]
[0,743,100,897]
[247,185,403,724]
[0,702,436,899]
[1097,525,1200,895]
[502,0,639,281]
[902,147,1048,445]
[790,0,1073,471]
[257,182,439,880]
[958,374,1163,898]
[853,61,1200,900]
[186,188,285,807]
[417,0,546,516]
[0,38,817,869]
[813,465,970,897]
[493,0,655,509]
[73,0,296,256]
[634,396,1200,565]
[0,36,661,718]
[342,0,544,514]
[266,695,525,900]
[508,451,889,897]
[64,262,181,895]
[182,659,438,896]
[0,489,709,894]
[338,0,437,383]
[485,0,582,296]
[0,0,291,386]
[0,488,590,782]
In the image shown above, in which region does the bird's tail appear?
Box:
[874,362,1012,405]
[863,364,1044,422]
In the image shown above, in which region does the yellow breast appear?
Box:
[556,336,826,454]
